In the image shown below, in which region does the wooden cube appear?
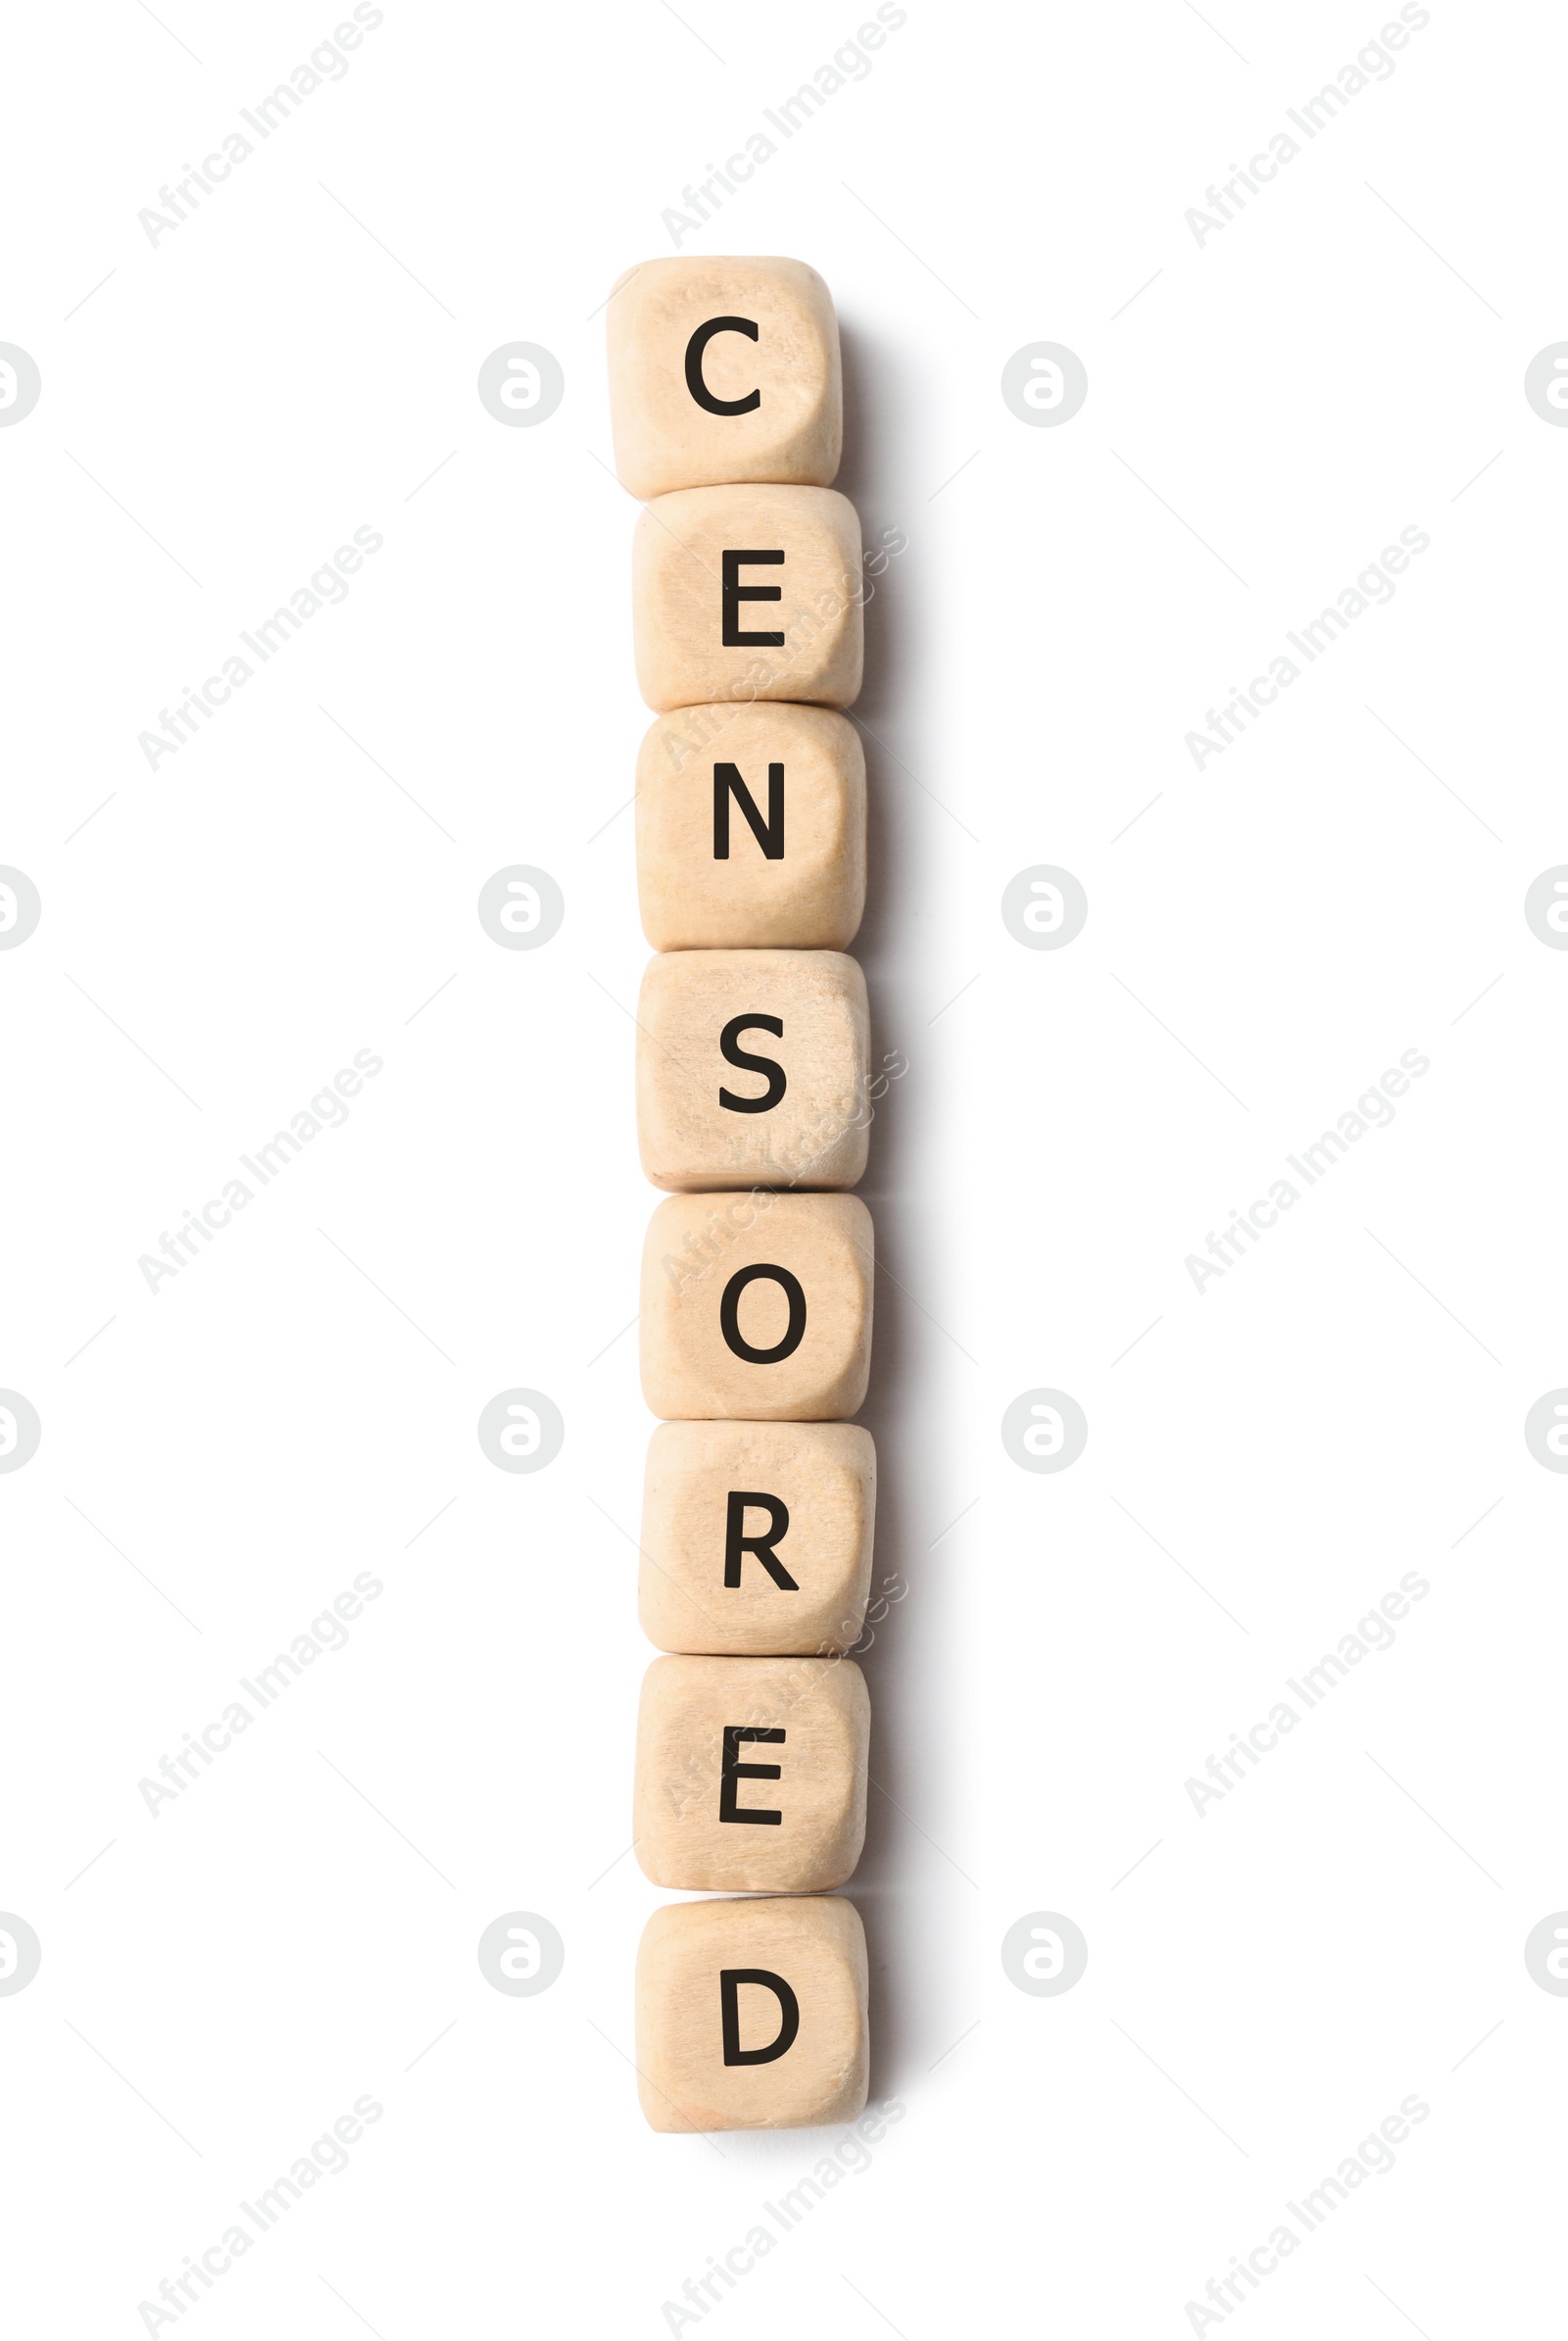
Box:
[606,256,842,502]
[639,1420,875,1656]
[641,1193,872,1420]
[633,485,862,713]
[635,1893,868,2132]
[636,702,865,951]
[634,1653,869,1892]
[637,950,869,1194]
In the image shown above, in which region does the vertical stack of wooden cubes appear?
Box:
[608,258,875,2133]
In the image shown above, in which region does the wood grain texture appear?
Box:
[635,1894,868,2133]
[636,949,869,1193]
[636,701,865,951]
[632,484,863,713]
[639,1419,876,1655]
[607,255,842,501]
[634,1652,869,1891]
[640,1191,873,1420]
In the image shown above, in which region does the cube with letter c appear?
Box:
[607,255,842,500]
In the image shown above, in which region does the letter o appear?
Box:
[720,1263,806,1362]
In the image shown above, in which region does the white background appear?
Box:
[3,0,1564,2333]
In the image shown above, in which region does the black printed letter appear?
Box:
[720,1969,800,2065]
[719,1015,786,1113]
[720,1725,785,1824]
[713,762,784,859]
[685,317,760,415]
[722,550,784,647]
[724,1491,798,1589]
[720,1263,807,1362]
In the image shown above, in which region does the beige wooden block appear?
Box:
[607,256,842,502]
[637,951,869,1194]
[639,1421,875,1656]
[636,1893,867,2132]
[641,1192,872,1420]
[636,702,865,951]
[634,1653,869,1892]
[633,485,862,713]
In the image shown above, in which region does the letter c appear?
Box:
[1249,2246,1277,2275]
[725,150,754,183]
[202,1722,231,1754]
[204,151,231,183]
[685,317,761,415]
[202,673,230,707]
[202,2246,230,2274]
[1250,671,1277,705]
[1249,1197,1276,1231]
[203,1199,230,1232]
[725,2247,753,2274]
[1250,150,1278,182]
[1248,1722,1276,1754]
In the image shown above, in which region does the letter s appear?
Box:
[718,1014,786,1113]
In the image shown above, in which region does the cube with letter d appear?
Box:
[635,1894,868,2133]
